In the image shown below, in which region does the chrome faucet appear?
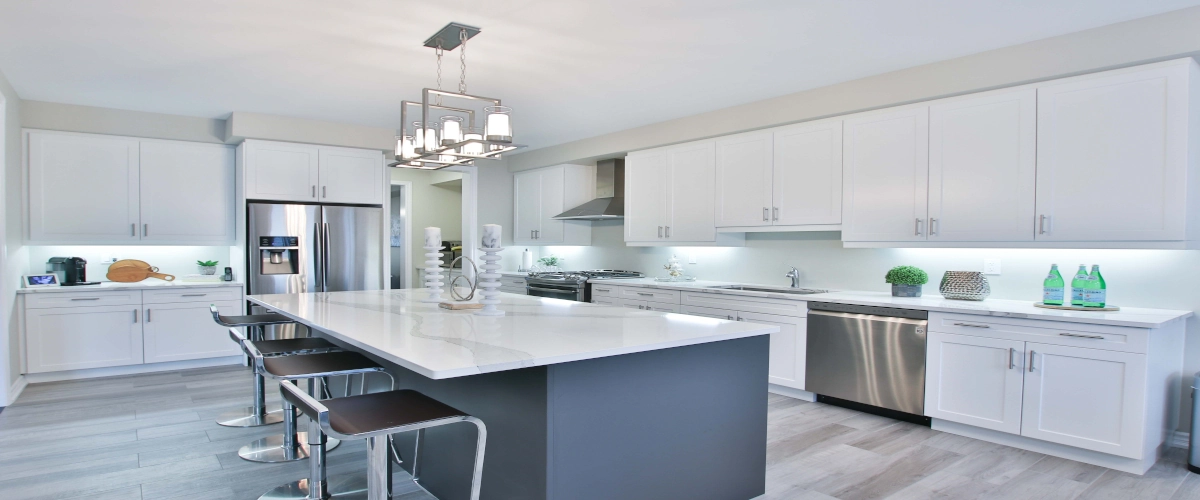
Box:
[785,267,800,288]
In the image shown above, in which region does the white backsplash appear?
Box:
[28,245,237,282]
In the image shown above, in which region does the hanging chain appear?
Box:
[434,40,444,105]
[458,28,468,94]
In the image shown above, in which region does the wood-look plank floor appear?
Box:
[2,367,1198,500]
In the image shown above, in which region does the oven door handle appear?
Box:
[527,286,579,295]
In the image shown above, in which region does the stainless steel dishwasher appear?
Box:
[805,303,929,423]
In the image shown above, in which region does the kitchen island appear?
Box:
[248,289,779,500]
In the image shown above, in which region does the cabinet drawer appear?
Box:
[620,298,681,313]
[681,304,738,320]
[143,287,242,304]
[499,276,527,288]
[929,313,1148,354]
[25,290,141,309]
[499,286,527,295]
[590,283,622,299]
[619,287,680,304]
[591,297,621,307]
[682,291,807,318]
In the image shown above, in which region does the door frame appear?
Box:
[384,180,414,289]
[444,165,478,281]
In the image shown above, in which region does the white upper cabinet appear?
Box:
[1035,62,1191,242]
[626,140,738,246]
[773,119,843,227]
[27,130,235,244]
[625,150,670,243]
[841,106,930,242]
[927,87,1037,242]
[318,147,385,205]
[243,140,320,202]
[28,131,141,242]
[666,141,717,242]
[715,131,773,228]
[139,140,235,243]
[512,164,593,246]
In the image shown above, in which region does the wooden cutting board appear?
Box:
[107,266,176,282]
[109,259,160,272]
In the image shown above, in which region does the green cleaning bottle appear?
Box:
[1043,264,1065,305]
[1070,265,1089,307]
[1082,265,1107,308]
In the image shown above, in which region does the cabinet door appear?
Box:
[841,107,930,242]
[25,305,143,373]
[738,311,806,390]
[1035,64,1189,241]
[139,141,236,243]
[667,141,717,242]
[680,305,738,321]
[928,88,1036,242]
[244,141,320,202]
[513,169,542,244]
[644,302,681,313]
[319,147,383,205]
[28,131,141,242]
[624,151,670,242]
[1021,343,1146,458]
[924,332,1025,434]
[143,301,243,363]
[715,132,773,228]
[537,166,566,243]
[773,119,843,226]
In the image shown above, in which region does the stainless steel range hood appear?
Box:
[552,159,624,220]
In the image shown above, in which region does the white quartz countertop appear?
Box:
[247,289,778,379]
[590,278,1192,329]
[17,281,242,294]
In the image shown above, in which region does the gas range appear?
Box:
[525,270,644,301]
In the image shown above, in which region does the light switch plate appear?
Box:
[984,259,1001,275]
[688,254,697,264]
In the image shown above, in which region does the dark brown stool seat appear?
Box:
[263,351,382,379]
[282,384,487,500]
[256,337,337,356]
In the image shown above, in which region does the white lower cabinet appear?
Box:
[142,301,243,363]
[925,332,1025,434]
[1021,343,1146,458]
[618,298,680,313]
[25,305,143,373]
[738,311,806,389]
[23,286,244,374]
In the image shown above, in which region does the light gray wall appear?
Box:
[507,5,1200,171]
[0,70,22,400]
[21,100,225,143]
[226,112,395,151]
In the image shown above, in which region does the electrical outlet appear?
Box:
[984,259,1002,275]
[688,254,698,264]
[101,257,118,265]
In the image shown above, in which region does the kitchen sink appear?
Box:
[707,285,828,295]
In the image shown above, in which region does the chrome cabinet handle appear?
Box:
[1039,214,1047,234]
[131,223,136,236]
[773,207,779,221]
[146,309,151,322]
[636,292,653,296]
[658,226,663,238]
[312,185,316,198]
[763,207,769,221]
[71,297,101,301]
[1059,332,1104,340]
[322,186,327,198]
[665,226,670,238]
[1009,348,1016,369]
[1028,350,1036,372]
[181,293,207,297]
[953,322,990,328]
[143,224,149,236]
[133,309,138,323]
[915,218,923,236]
[929,218,938,236]
[638,305,646,310]
[727,315,733,320]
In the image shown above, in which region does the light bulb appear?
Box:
[440,116,463,146]
[463,130,484,155]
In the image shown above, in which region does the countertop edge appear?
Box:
[17,281,244,294]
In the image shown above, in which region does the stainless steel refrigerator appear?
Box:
[248,203,383,298]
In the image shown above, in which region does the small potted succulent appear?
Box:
[197,260,220,275]
[885,265,928,297]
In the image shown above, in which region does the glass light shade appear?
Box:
[414,121,438,152]
[440,116,464,146]
[462,131,484,155]
[439,153,457,163]
[484,106,512,143]
[396,136,416,159]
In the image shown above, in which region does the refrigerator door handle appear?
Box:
[314,222,323,291]
[322,222,331,293]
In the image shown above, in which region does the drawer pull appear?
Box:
[953,322,990,328]
[181,294,207,297]
[70,297,101,301]
[636,292,653,297]
[1058,332,1105,340]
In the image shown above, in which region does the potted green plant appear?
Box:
[197,260,219,276]
[885,265,928,297]
[536,255,563,271]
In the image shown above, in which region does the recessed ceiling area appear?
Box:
[1,0,1198,150]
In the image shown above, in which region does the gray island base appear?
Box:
[248,290,776,500]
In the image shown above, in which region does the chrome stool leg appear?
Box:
[367,435,393,500]
[240,379,340,463]
[217,358,284,427]
[259,404,368,500]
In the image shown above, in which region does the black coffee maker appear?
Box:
[47,257,99,286]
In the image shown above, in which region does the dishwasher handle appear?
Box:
[807,308,930,327]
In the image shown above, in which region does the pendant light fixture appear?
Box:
[391,23,524,170]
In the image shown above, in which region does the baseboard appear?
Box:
[932,419,1156,475]
[768,384,816,402]
[22,356,241,385]
[1171,431,1190,449]
[6,375,27,406]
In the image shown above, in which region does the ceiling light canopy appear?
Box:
[391,22,524,170]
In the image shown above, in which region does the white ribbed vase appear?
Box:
[475,246,504,316]
[421,245,444,303]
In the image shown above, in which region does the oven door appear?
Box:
[526,282,584,301]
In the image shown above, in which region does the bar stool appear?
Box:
[281,382,488,500]
[211,305,338,427]
[233,328,394,467]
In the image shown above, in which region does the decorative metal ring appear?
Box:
[448,256,479,301]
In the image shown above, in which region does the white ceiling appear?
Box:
[1,0,1198,150]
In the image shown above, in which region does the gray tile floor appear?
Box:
[1,366,1197,500]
